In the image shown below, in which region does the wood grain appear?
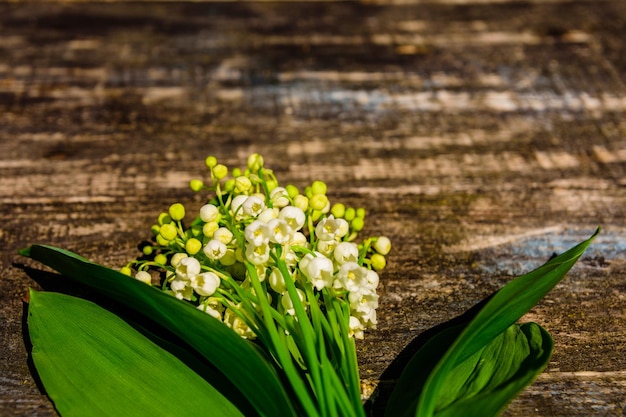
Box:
[1,1,625,416]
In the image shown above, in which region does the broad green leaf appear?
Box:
[28,289,244,417]
[434,322,552,417]
[21,245,297,417]
[385,228,598,417]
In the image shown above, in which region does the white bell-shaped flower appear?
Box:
[192,271,221,296]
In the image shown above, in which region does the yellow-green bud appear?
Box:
[344,207,356,222]
[373,236,391,255]
[156,234,170,246]
[351,216,364,232]
[356,208,366,218]
[205,156,218,168]
[371,253,386,271]
[311,210,323,222]
[220,249,237,266]
[189,179,204,192]
[285,184,299,198]
[158,212,172,225]
[159,223,178,241]
[232,167,242,177]
[213,164,228,179]
[154,254,167,266]
[311,180,327,195]
[169,203,185,221]
[223,179,235,192]
[120,266,132,276]
[235,176,252,193]
[247,153,264,172]
[142,246,153,256]
[331,203,346,218]
[185,238,202,255]
[202,221,219,238]
[151,224,161,236]
[309,194,328,211]
[293,194,309,211]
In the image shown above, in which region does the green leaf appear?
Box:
[434,322,552,417]
[28,289,244,417]
[21,245,297,417]
[385,228,599,417]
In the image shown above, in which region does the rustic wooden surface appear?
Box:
[1,1,625,416]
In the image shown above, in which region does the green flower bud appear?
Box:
[156,234,170,246]
[350,216,364,232]
[151,224,161,236]
[293,194,309,211]
[371,253,386,271]
[142,246,153,256]
[120,266,132,276]
[309,194,328,211]
[285,184,299,198]
[223,179,235,192]
[205,156,218,168]
[185,238,202,255]
[374,236,391,255]
[235,176,252,193]
[159,223,178,241]
[247,153,264,172]
[220,249,237,266]
[331,203,346,218]
[311,180,327,195]
[344,207,356,222]
[169,203,185,221]
[213,164,228,180]
[189,179,204,192]
[157,212,172,225]
[232,167,242,178]
[202,221,219,238]
[154,254,167,266]
[356,207,366,218]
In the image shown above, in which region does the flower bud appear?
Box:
[213,164,228,180]
[373,236,391,255]
[350,216,364,232]
[285,184,299,198]
[205,156,218,168]
[135,271,152,285]
[247,153,264,172]
[293,194,309,211]
[154,254,167,266]
[185,238,202,255]
[311,180,327,195]
[120,266,132,276]
[159,223,178,241]
[344,207,356,222]
[169,203,185,221]
[309,194,328,211]
[189,179,204,192]
[370,253,386,271]
[235,176,252,193]
[331,203,346,218]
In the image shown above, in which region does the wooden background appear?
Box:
[1,1,625,415]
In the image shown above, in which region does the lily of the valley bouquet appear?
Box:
[22,153,597,417]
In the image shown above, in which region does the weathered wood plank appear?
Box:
[1,1,625,416]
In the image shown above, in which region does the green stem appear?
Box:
[244,261,320,417]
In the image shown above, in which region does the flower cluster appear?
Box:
[122,153,390,340]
